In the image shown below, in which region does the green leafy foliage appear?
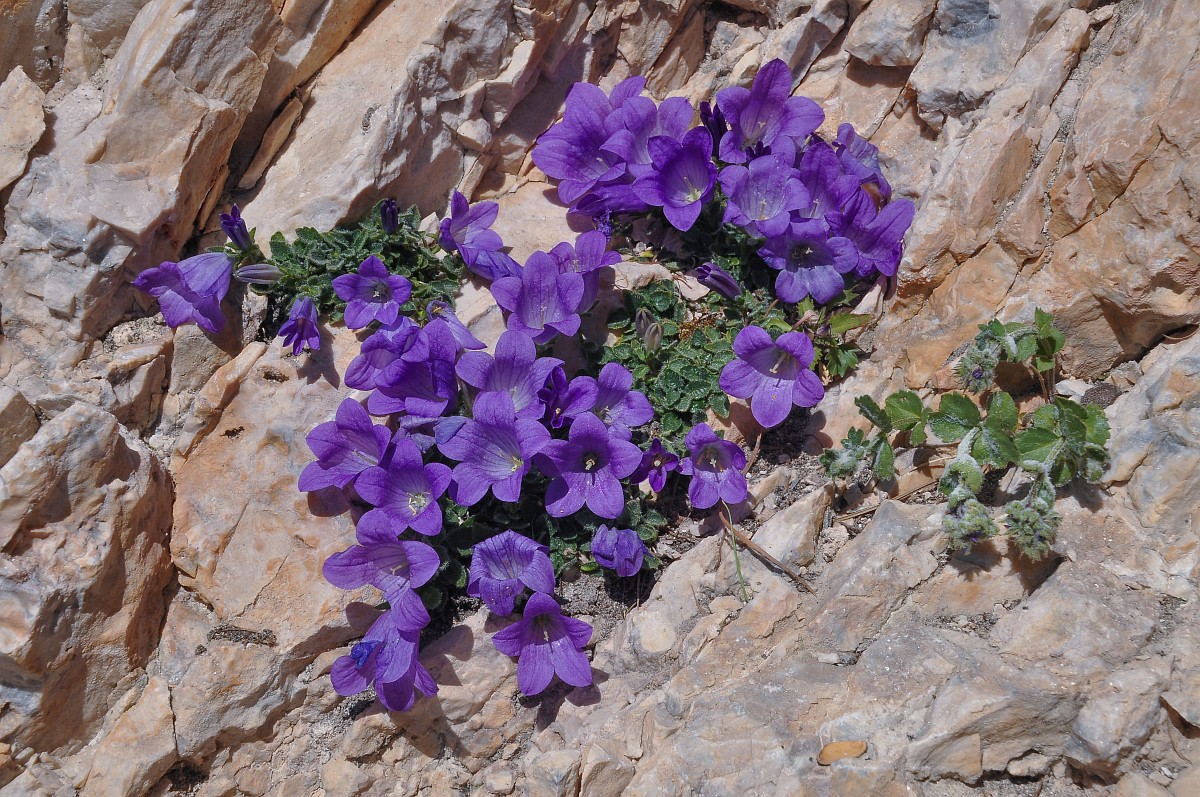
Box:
[259,201,461,337]
[819,310,1111,560]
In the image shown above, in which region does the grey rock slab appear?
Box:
[0,386,39,468]
[844,0,936,67]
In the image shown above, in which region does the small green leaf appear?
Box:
[973,427,1019,469]
[873,438,895,481]
[855,395,892,432]
[1083,404,1110,446]
[930,393,981,443]
[885,390,927,430]
[1015,428,1062,472]
[984,391,1018,435]
[828,312,871,336]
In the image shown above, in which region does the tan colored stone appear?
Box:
[244,0,578,241]
[0,386,39,468]
[231,0,377,176]
[1171,765,1200,797]
[80,676,177,797]
[0,67,44,193]
[578,740,634,797]
[1114,773,1174,797]
[238,96,304,190]
[1065,658,1172,778]
[524,749,581,797]
[0,404,173,751]
[901,243,1019,388]
[816,740,868,765]
[751,481,831,571]
[0,0,65,91]
[1105,335,1200,534]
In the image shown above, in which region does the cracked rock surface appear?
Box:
[1,0,1199,795]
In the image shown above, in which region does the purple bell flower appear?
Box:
[795,140,861,235]
[693,262,743,300]
[368,320,459,417]
[232,262,282,285]
[330,612,437,712]
[532,77,646,205]
[437,391,551,506]
[584,362,653,440]
[539,366,599,430]
[699,100,729,145]
[132,251,233,334]
[758,231,858,305]
[491,592,593,696]
[548,230,621,313]
[631,127,717,232]
[278,296,320,355]
[220,204,253,251]
[843,197,916,279]
[438,191,521,281]
[718,326,825,429]
[537,412,641,519]
[719,154,811,239]
[455,330,563,420]
[323,524,441,632]
[631,438,679,493]
[590,525,646,578]
[490,251,584,345]
[355,438,452,537]
[834,123,892,202]
[678,422,748,510]
[467,530,556,616]
[425,301,486,351]
[297,398,394,492]
[715,59,824,164]
[332,255,413,329]
[344,318,420,391]
[602,95,694,177]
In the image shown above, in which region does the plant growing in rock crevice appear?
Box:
[821,311,1110,559]
[134,58,917,710]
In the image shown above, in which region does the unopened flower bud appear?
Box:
[634,307,655,338]
[694,262,742,299]
[380,198,399,234]
[644,322,663,352]
[220,205,252,252]
[233,263,282,285]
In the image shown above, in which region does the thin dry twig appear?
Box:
[719,504,815,594]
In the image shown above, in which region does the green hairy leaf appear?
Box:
[930,393,981,443]
[855,395,892,432]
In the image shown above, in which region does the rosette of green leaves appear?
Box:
[955,309,1066,393]
[260,201,461,336]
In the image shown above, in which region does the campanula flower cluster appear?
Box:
[133,58,916,714]
[296,188,761,705]
[532,58,914,308]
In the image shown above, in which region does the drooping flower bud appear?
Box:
[694,262,742,299]
[634,307,655,338]
[233,263,282,285]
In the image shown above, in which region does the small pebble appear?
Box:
[817,652,840,664]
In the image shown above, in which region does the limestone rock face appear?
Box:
[0,67,45,195]
[0,403,173,753]
[0,0,280,413]
[1,0,1199,794]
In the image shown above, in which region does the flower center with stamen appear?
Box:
[509,453,524,473]
[769,350,792,375]
[371,282,388,301]
[583,454,599,473]
[408,493,429,513]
